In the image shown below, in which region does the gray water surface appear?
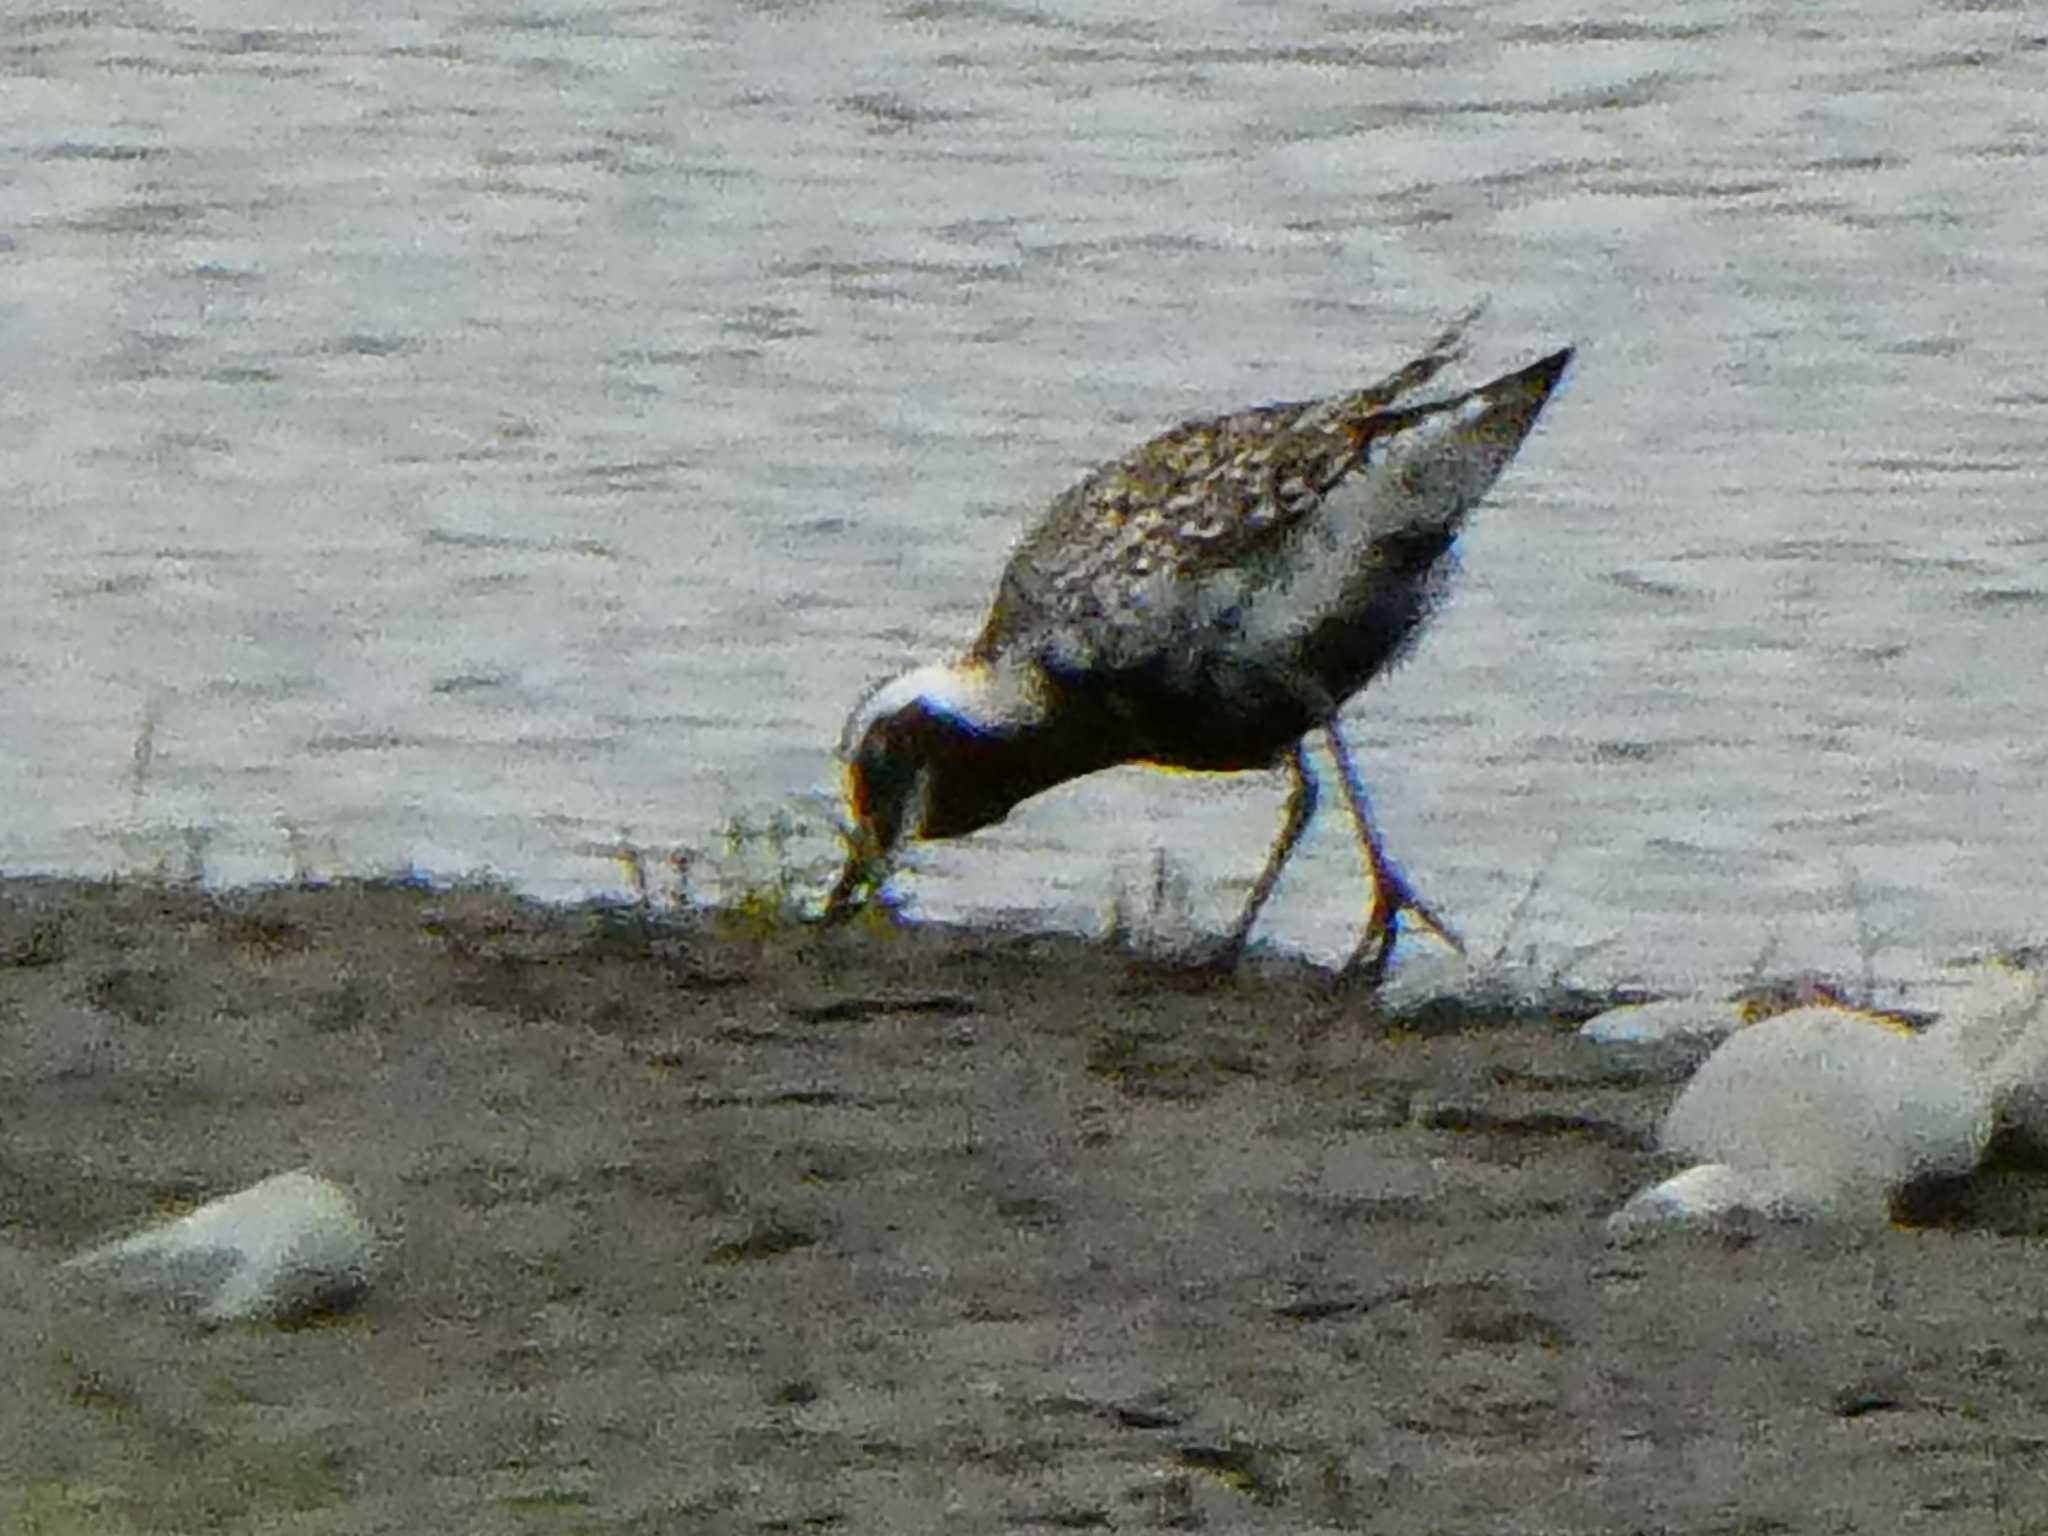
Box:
[5,1,2047,998]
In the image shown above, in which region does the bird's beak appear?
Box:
[821,758,888,922]
[822,833,879,922]
[821,855,868,922]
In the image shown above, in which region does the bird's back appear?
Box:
[966,328,1571,773]
[971,318,1474,673]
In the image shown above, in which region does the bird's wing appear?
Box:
[968,310,1478,673]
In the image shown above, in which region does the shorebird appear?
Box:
[824,314,1572,980]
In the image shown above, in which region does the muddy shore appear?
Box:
[3,875,2046,1533]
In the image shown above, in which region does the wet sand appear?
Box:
[3,875,2048,1532]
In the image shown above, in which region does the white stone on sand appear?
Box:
[64,1169,380,1325]
[1610,957,2048,1239]
[1577,995,1751,1047]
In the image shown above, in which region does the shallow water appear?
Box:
[4,1,2046,997]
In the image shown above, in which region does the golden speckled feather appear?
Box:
[970,308,1478,671]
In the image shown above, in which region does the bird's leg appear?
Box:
[1215,743,1318,966]
[1325,723,1462,985]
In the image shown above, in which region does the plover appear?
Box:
[825,314,1572,980]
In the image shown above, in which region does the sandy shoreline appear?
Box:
[3,875,2047,1532]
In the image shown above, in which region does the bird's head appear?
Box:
[822,660,1048,920]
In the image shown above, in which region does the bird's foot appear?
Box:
[1394,889,1463,958]
[1339,876,1463,988]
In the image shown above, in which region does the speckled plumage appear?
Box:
[970,310,1475,677]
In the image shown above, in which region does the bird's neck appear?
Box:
[911,658,1128,840]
